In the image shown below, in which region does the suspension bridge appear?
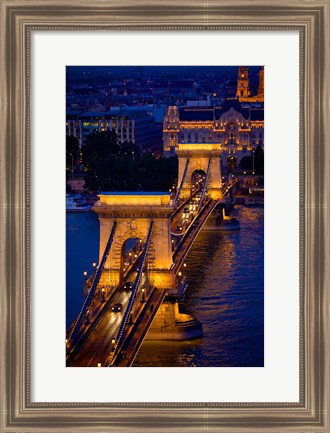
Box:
[66,143,238,367]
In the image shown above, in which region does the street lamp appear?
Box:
[85,309,90,325]
[101,287,105,302]
[141,288,145,303]
[111,339,116,351]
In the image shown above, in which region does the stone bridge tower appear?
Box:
[175,143,223,200]
[93,193,174,290]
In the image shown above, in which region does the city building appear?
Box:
[163,66,264,170]
[236,66,264,103]
[66,109,163,155]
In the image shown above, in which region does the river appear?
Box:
[66,205,264,367]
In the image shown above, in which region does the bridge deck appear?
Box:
[67,189,224,366]
[67,286,166,367]
[172,199,218,274]
[110,288,167,367]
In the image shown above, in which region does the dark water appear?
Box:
[66,206,264,367]
[66,211,100,329]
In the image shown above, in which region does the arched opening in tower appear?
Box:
[227,155,237,171]
[120,237,144,285]
[191,169,207,194]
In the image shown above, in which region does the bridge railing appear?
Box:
[108,221,154,365]
[170,186,202,224]
[68,221,117,342]
[173,197,212,254]
[66,253,144,365]
[172,199,219,273]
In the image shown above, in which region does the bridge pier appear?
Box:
[146,301,203,340]
[203,203,240,231]
[149,269,174,290]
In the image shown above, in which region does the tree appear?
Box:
[82,130,120,168]
[81,130,178,193]
[254,144,264,175]
[66,135,80,174]
[239,156,253,171]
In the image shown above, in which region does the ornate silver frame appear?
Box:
[1,1,329,431]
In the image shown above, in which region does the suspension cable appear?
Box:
[109,221,154,364]
[68,221,117,341]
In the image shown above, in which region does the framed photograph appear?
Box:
[1,0,329,432]
[65,64,265,370]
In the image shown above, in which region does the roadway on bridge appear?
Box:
[108,288,167,366]
[67,183,219,366]
[171,195,200,235]
[68,289,132,367]
[172,199,219,274]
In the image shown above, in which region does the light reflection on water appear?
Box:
[133,206,264,367]
[66,206,264,367]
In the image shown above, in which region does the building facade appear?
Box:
[66,109,163,155]
[163,67,264,170]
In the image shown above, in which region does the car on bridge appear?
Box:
[123,281,133,291]
[112,303,123,312]
[183,207,189,213]
[176,225,183,232]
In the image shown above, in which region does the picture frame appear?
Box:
[1,0,329,431]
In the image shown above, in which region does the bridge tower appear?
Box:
[176,143,223,200]
[93,192,175,290]
[236,66,250,100]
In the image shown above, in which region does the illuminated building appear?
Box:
[236,66,264,103]
[163,67,264,170]
[236,66,251,100]
[66,109,163,154]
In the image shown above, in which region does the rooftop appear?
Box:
[178,98,263,122]
[97,192,173,207]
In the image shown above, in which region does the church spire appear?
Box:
[236,66,250,101]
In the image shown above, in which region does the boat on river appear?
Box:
[66,194,92,212]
